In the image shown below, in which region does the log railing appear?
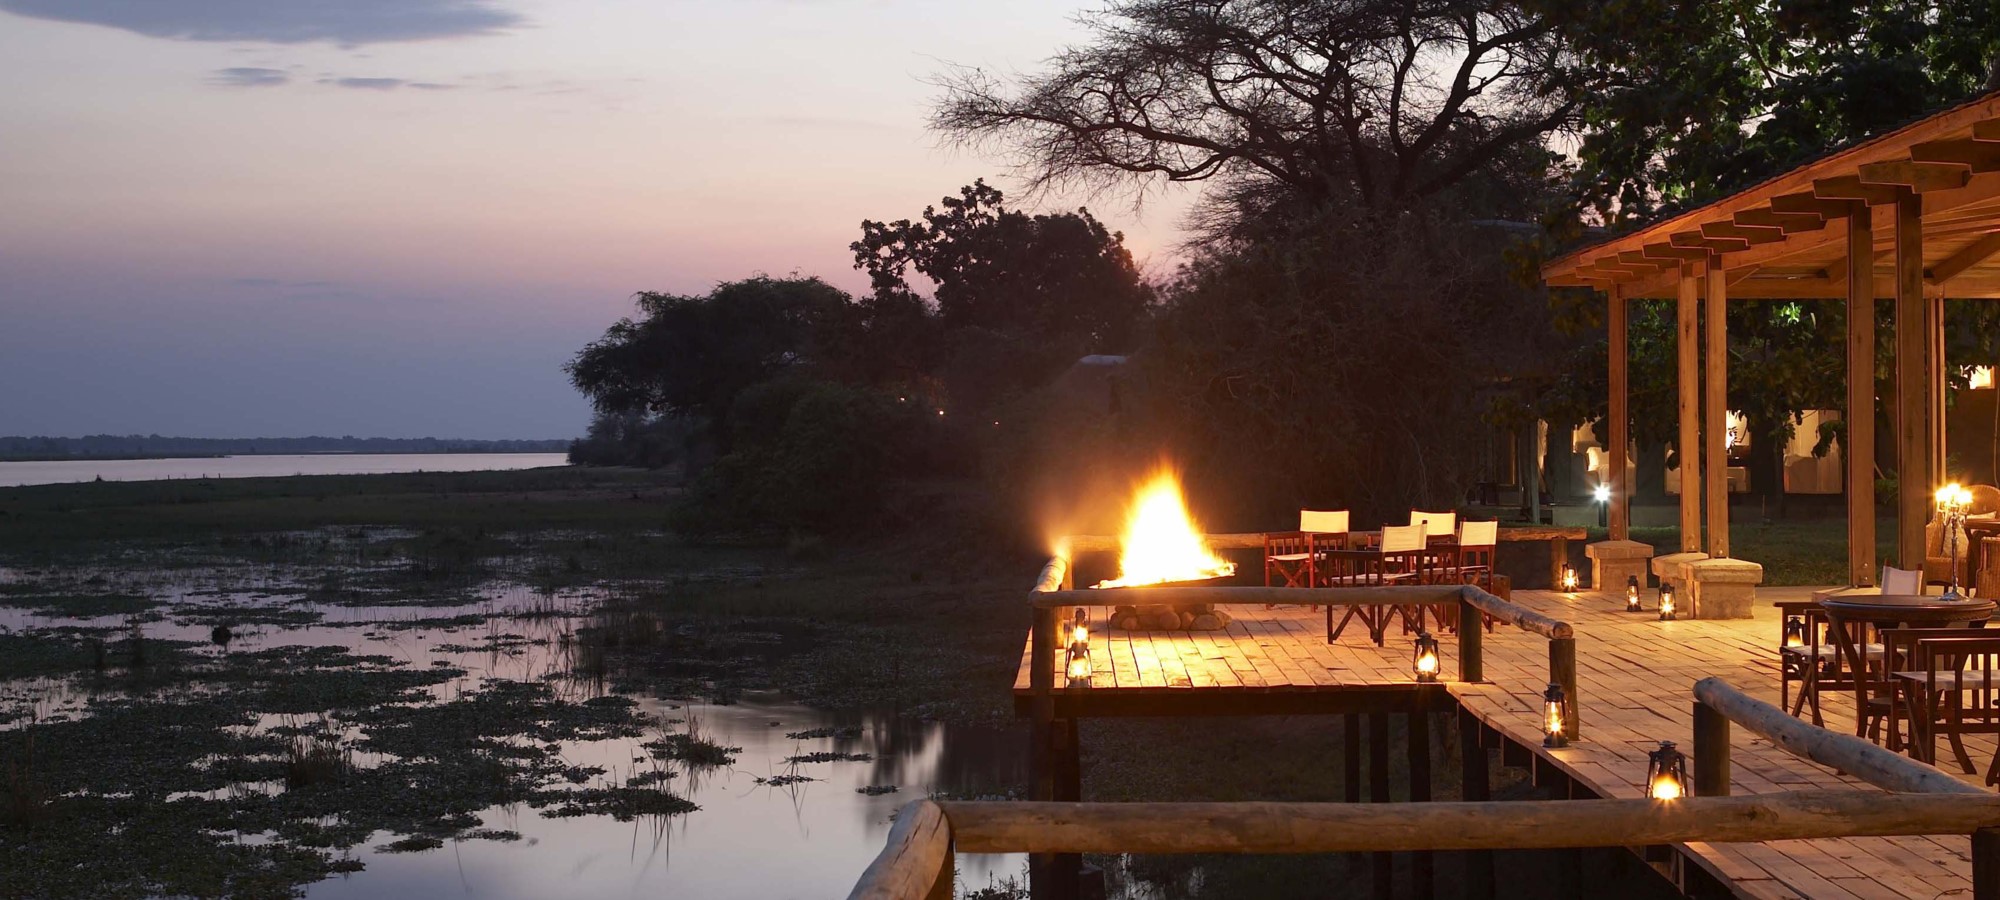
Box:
[848,791,2000,899]
[1690,677,1984,797]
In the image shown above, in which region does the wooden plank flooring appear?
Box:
[1012,587,1994,899]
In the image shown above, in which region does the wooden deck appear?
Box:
[1014,587,1994,899]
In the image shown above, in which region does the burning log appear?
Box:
[1087,467,1239,631]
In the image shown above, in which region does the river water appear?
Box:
[0,453,570,487]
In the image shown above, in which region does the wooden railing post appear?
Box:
[1550,637,1578,741]
[1458,593,1483,683]
[1975,827,1999,900]
[1693,699,1730,797]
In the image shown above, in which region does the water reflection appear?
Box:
[304,695,1027,900]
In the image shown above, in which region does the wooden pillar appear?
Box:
[1704,253,1731,559]
[1677,263,1703,551]
[1408,704,1434,900]
[1368,712,1392,900]
[1525,423,1542,525]
[1608,284,1631,540]
[1457,707,1496,900]
[1027,606,1075,900]
[1846,205,1878,586]
[1693,699,1730,798]
[1975,827,2000,900]
[1458,596,1483,683]
[1343,713,1362,803]
[1895,190,1931,569]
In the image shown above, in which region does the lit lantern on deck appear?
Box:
[1412,631,1441,683]
[1072,608,1090,648]
[1782,615,1805,649]
[1560,563,1580,593]
[1626,575,1642,612]
[1542,682,1567,748]
[1065,641,1092,683]
[1658,583,1677,621]
[1646,741,1689,800]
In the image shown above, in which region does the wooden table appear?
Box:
[1819,594,1996,739]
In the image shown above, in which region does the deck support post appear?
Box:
[1678,262,1703,551]
[1609,284,1631,540]
[1369,711,1392,900]
[1027,605,1077,900]
[1458,596,1484,683]
[1551,637,1579,741]
[1975,828,2000,900]
[1895,189,1931,569]
[1703,253,1731,559]
[1693,700,1730,797]
[1408,701,1434,900]
[1845,204,1877,586]
[1457,706,1496,900]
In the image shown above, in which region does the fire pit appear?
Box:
[1088,468,1237,631]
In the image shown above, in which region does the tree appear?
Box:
[934,0,1581,217]
[564,276,855,433]
[851,181,1154,413]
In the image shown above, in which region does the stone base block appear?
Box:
[1586,539,1655,593]
[1687,557,1763,619]
[1652,551,1710,592]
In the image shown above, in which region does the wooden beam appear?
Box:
[1643,242,1710,261]
[1671,230,1751,253]
[1616,250,1675,272]
[1772,191,1860,217]
[1815,176,1906,205]
[1972,119,2000,142]
[1931,231,2000,284]
[1847,202,1877,587]
[1859,160,1971,193]
[1701,221,1786,244]
[1704,253,1731,559]
[1693,677,1985,794]
[1734,208,1828,233]
[935,793,2000,856]
[1895,191,1931,569]
[1608,284,1630,541]
[1678,263,1703,552]
[1910,139,2000,172]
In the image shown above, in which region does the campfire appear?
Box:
[1090,468,1237,631]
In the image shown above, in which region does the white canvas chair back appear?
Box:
[1881,565,1923,595]
[1410,510,1456,539]
[1299,509,1349,534]
[1380,524,1426,554]
[1458,520,1498,548]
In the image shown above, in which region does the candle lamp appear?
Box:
[1560,563,1579,593]
[1626,575,1642,612]
[1542,683,1567,748]
[1412,631,1441,683]
[1658,583,1677,621]
[1646,741,1689,800]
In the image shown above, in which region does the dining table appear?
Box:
[1818,593,1996,740]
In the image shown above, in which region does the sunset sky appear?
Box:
[0,0,1190,439]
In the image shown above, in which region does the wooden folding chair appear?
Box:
[1263,509,1349,589]
[1325,524,1424,646]
[1891,631,2000,777]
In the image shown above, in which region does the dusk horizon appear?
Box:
[1,0,1190,441]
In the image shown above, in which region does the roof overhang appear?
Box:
[1543,92,2000,299]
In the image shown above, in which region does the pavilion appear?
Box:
[1543,90,2000,608]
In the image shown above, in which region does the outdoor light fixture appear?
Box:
[1783,615,1805,649]
[1065,641,1092,682]
[1658,583,1677,621]
[1936,482,1973,600]
[1593,483,1611,503]
[1072,608,1090,648]
[1626,575,1642,612]
[1646,741,1689,800]
[1412,631,1441,683]
[1542,683,1567,748]
[1560,563,1579,593]
[1593,483,1611,527]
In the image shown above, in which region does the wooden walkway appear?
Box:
[1013,588,1993,899]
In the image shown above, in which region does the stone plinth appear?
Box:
[1585,539,1655,594]
[1687,557,1763,619]
[1652,551,1710,594]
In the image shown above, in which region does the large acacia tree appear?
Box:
[935,0,1582,218]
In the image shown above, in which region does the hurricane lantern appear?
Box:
[1646,741,1688,800]
[1560,563,1579,593]
[1782,615,1805,649]
[1937,482,1973,599]
[1626,575,1642,612]
[1065,641,1092,682]
[1072,608,1090,648]
[1542,683,1568,748]
[1412,631,1441,683]
[1658,583,1677,621]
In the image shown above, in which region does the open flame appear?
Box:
[1092,468,1236,589]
